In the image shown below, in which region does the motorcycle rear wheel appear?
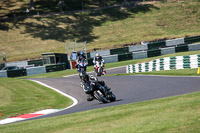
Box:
[94,90,109,103]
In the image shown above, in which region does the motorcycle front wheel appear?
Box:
[109,92,116,102]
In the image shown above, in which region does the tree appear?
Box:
[30,0,34,9]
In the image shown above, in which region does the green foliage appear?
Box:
[0,0,200,62]
[0,78,72,120]
[0,90,200,132]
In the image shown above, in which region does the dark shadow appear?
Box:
[93,99,124,105]
[1,1,159,43]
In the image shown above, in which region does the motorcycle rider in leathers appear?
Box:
[76,51,87,73]
[93,53,106,75]
[81,73,110,101]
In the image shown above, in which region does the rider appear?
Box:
[81,73,109,101]
[76,51,87,73]
[93,53,106,75]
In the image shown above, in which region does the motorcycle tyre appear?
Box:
[93,91,109,103]
[109,93,116,102]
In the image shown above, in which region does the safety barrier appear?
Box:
[0,63,66,78]
[28,59,43,67]
[26,66,46,76]
[7,69,27,77]
[188,43,200,51]
[129,44,148,52]
[88,35,200,58]
[126,54,200,73]
[0,63,5,70]
[0,71,7,77]
[45,63,66,73]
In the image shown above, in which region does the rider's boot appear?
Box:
[86,94,94,101]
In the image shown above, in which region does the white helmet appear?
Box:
[96,53,100,57]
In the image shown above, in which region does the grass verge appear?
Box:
[0,91,200,133]
[1,0,200,61]
[0,78,73,120]
[110,68,199,77]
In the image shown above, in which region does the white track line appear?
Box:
[30,80,78,110]
[0,80,78,125]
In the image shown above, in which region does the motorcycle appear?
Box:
[93,84,116,103]
[95,61,105,77]
[82,75,116,103]
[78,59,88,79]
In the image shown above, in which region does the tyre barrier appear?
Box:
[126,54,200,73]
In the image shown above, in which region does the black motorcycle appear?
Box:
[93,84,116,103]
[81,75,116,103]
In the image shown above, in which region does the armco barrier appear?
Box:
[161,47,175,55]
[188,43,200,51]
[166,38,184,47]
[7,69,27,77]
[184,35,200,44]
[90,49,110,58]
[45,63,66,73]
[6,61,28,68]
[147,41,166,50]
[87,52,91,59]
[132,51,147,59]
[175,44,188,52]
[26,66,46,76]
[127,54,200,73]
[103,54,118,63]
[110,47,129,55]
[0,63,5,70]
[87,35,199,59]
[87,58,94,66]
[0,71,7,77]
[128,44,148,52]
[147,49,161,57]
[118,53,133,61]
[28,59,43,67]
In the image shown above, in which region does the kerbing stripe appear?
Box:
[0,80,78,125]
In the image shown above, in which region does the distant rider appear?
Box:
[93,53,106,75]
[76,51,87,73]
[81,73,109,101]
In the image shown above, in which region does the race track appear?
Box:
[28,66,200,121]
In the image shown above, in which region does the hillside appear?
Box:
[0,0,200,62]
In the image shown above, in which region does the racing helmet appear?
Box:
[80,51,84,55]
[82,73,89,82]
[96,53,100,59]
[96,53,100,57]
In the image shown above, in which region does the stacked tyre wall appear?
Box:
[126,54,200,73]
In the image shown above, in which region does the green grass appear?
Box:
[1,0,200,61]
[0,78,73,120]
[0,50,200,131]
[111,68,199,77]
[0,91,200,133]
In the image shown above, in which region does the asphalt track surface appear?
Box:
[28,66,200,121]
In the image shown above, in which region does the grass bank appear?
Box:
[0,78,72,120]
[1,0,200,61]
[0,91,200,133]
